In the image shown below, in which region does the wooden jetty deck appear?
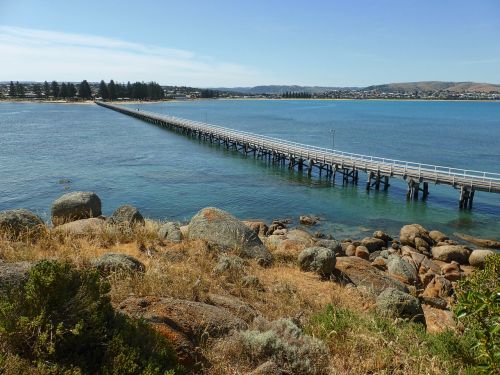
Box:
[96,101,500,209]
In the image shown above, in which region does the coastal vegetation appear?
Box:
[1,191,498,374]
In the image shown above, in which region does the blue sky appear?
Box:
[0,0,499,86]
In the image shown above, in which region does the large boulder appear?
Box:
[376,288,424,323]
[188,207,272,264]
[0,209,45,241]
[315,239,342,255]
[386,255,418,285]
[285,229,315,246]
[90,253,145,275]
[158,222,182,243]
[206,293,258,323]
[53,217,106,236]
[361,237,386,252]
[119,296,246,369]
[431,245,471,264]
[298,246,336,277]
[108,205,144,226]
[334,257,408,295]
[468,249,495,268]
[399,224,434,248]
[51,191,101,226]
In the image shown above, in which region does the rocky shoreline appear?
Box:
[0,190,498,374]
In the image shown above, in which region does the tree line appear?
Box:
[6,80,166,100]
[281,91,312,98]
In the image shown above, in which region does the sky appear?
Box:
[0,0,499,87]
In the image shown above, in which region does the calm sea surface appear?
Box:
[1,100,499,239]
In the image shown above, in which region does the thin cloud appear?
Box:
[0,25,260,86]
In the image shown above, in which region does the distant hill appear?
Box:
[363,81,500,93]
[210,85,351,95]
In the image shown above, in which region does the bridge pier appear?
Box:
[407,179,420,200]
[459,186,475,209]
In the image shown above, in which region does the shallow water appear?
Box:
[1,100,499,239]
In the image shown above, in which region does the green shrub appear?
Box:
[0,260,180,375]
[455,254,500,374]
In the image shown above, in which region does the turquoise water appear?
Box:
[1,100,499,239]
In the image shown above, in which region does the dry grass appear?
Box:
[0,222,476,375]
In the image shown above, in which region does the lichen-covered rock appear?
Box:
[334,257,409,295]
[399,224,434,248]
[108,205,144,226]
[468,249,495,268]
[315,239,342,254]
[386,255,418,285]
[213,254,246,275]
[376,288,424,322]
[90,253,145,275]
[188,207,272,265]
[298,246,336,277]
[51,191,101,226]
[158,222,182,243]
[206,293,258,323]
[0,209,45,241]
[285,229,315,246]
[361,237,386,252]
[431,245,471,264]
[54,217,106,236]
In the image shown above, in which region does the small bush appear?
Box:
[237,317,330,375]
[0,260,180,374]
[455,254,500,374]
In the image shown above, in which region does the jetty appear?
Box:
[96,102,500,209]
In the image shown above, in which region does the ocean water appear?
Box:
[1,99,499,240]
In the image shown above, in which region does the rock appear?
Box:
[361,237,386,252]
[454,232,500,249]
[158,222,182,243]
[51,191,102,226]
[206,293,258,322]
[285,229,315,246]
[274,239,306,262]
[414,237,430,251]
[419,296,448,310]
[355,246,370,260]
[247,360,282,375]
[90,253,145,275]
[399,224,434,248]
[422,275,453,299]
[315,239,342,255]
[371,257,387,271]
[108,205,144,226]
[345,244,356,256]
[431,245,471,264]
[119,296,246,370]
[369,250,382,262]
[188,207,272,265]
[272,229,287,236]
[298,247,336,277]
[469,249,495,268]
[243,221,269,236]
[0,260,34,297]
[429,230,449,243]
[299,215,319,226]
[334,257,408,295]
[54,217,106,236]
[422,305,457,334]
[213,254,246,275]
[373,230,392,242]
[386,255,418,285]
[0,209,45,241]
[376,288,424,322]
